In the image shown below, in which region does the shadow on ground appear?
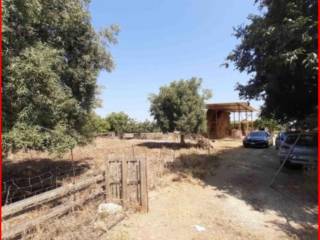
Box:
[2,158,91,204]
[156,141,318,239]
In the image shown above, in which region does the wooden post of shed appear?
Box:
[215,110,218,138]
[251,112,253,130]
[233,112,235,128]
[238,105,241,129]
[245,111,248,133]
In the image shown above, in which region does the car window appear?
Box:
[298,135,317,147]
[285,134,317,147]
[249,132,266,137]
[250,132,263,137]
[285,135,299,144]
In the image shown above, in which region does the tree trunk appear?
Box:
[180,134,185,145]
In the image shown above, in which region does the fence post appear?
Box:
[140,158,148,212]
[121,157,128,207]
[105,157,110,202]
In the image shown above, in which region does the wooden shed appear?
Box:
[206,102,256,139]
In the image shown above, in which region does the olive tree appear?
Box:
[2,0,119,155]
[149,78,211,144]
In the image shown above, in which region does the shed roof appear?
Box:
[206,102,257,112]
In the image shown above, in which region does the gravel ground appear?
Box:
[105,139,318,240]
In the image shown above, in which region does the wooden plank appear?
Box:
[105,158,110,202]
[109,180,139,185]
[136,163,140,202]
[3,174,104,219]
[97,213,126,238]
[3,191,103,240]
[139,158,148,213]
[109,160,138,163]
[145,159,149,211]
[121,158,128,207]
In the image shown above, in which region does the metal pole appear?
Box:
[238,105,241,131]
[233,112,235,128]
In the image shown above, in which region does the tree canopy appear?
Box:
[84,113,110,135]
[106,112,134,135]
[3,0,119,155]
[226,0,317,123]
[105,112,159,134]
[254,118,281,133]
[149,78,211,143]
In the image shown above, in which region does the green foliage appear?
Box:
[106,112,134,134]
[83,113,110,136]
[105,112,159,134]
[226,0,317,123]
[254,118,281,133]
[149,77,211,137]
[3,0,119,155]
[136,120,161,133]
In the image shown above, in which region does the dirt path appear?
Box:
[105,139,318,240]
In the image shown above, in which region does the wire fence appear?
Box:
[2,165,90,205]
[2,140,212,206]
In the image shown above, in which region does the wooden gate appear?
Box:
[105,157,148,212]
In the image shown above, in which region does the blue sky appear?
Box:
[90,0,262,121]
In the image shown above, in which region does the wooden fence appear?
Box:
[2,158,148,240]
[105,158,148,212]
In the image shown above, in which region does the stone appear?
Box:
[98,203,123,215]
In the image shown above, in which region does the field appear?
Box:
[3,137,318,240]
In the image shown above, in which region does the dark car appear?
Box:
[278,133,317,166]
[275,131,300,149]
[275,132,288,149]
[243,131,273,148]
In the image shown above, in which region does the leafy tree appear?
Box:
[138,120,161,133]
[129,120,160,133]
[254,118,281,133]
[2,0,119,155]
[84,113,110,135]
[105,113,160,135]
[226,0,317,123]
[106,112,133,135]
[149,78,212,144]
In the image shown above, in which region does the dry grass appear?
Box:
[3,136,221,239]
[26,199,102,240]
[5,137,316,239]
[5,136,217,194]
